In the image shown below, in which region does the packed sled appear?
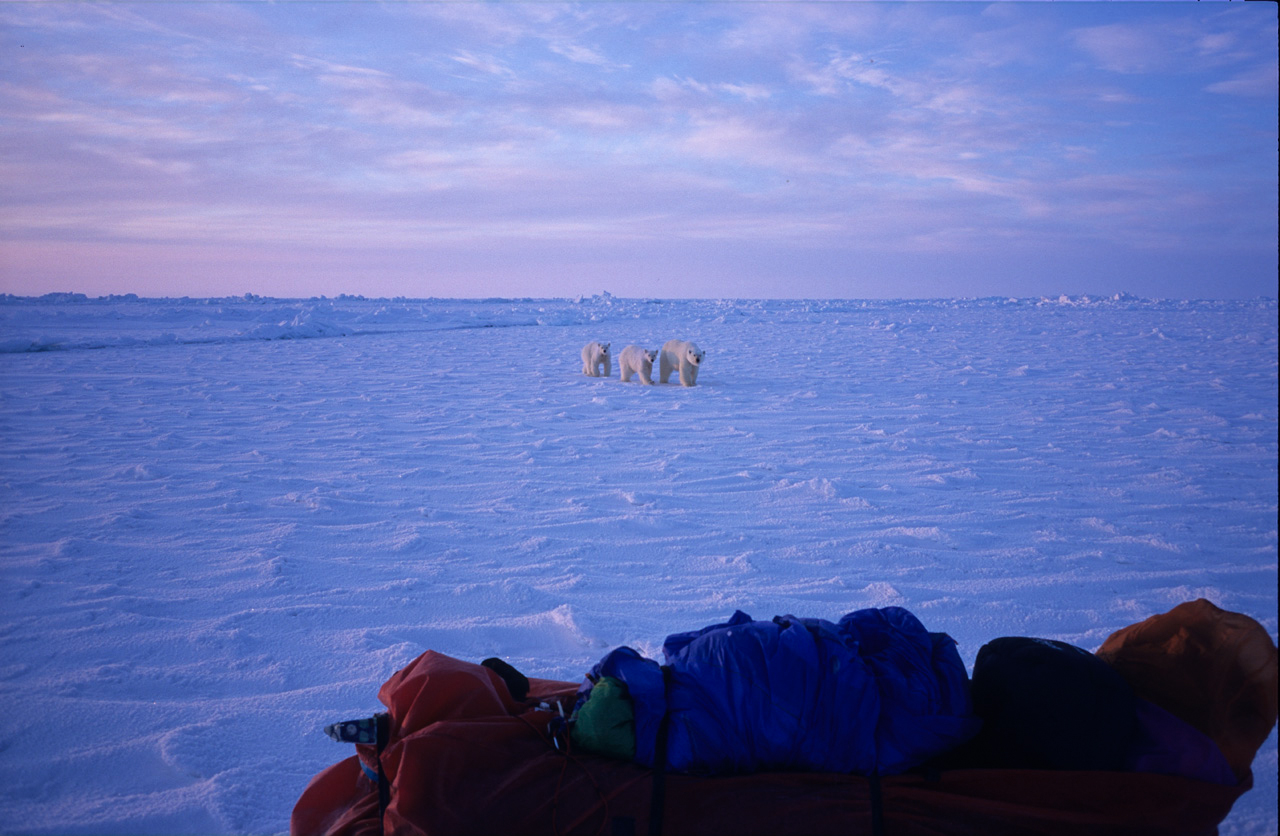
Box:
[292,599,1277,836]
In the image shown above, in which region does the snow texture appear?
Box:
[0,293,1276,835]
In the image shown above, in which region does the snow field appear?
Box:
[0,295,1275,834]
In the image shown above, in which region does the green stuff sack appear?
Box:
[570,676,637,761]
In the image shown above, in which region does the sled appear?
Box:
[291,600,1276,836]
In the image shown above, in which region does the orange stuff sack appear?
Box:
[1097,598,1278,781]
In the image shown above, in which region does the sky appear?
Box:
[0,1,1276,300]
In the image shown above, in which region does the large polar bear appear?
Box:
[659,339,704,386]
[618,345,658,385]
[581,341,611,377]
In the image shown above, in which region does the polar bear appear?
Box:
[659,339,704,386]
[618,345,658,385]
[581,341,611,377]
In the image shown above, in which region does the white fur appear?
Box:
[659,339,704,386]
[618,345,658,385]
[581,341,611,377]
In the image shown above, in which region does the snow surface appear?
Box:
[0,293,1276,835]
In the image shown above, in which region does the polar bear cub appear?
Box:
[618,345,658,385]
[581,341,611,377]
[659,339,704,386]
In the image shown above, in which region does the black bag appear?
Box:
[964,636,1137,771]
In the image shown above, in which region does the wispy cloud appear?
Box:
[652,76,771,103]
[1069,23,1170,74]
[451,50,515,79]
[1207,64,1280,97]
[547,40,619,69]
[1,1,1274,299]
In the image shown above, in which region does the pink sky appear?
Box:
[2,2,1276,299]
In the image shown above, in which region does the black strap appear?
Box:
[375,712,391,832]
[320,712,393,835]
[648,666,673,836]
[868,771,886,836]
[481,657,530,701]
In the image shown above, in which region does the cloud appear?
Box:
[451,50,515,78]
[1196,32,1237,57]
[677,113,794,169]
[547,40,619,69]
[1069,23,1169,74]
[4,84,217,149]
[651,76,770,103]
[1206,64,1280,98]
[552,104,648,132]
[829,131,1046,216]
[291,54,458,130]
[714,3,879,53]
[1068,15,1272,80]
[1,1,1274,299]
